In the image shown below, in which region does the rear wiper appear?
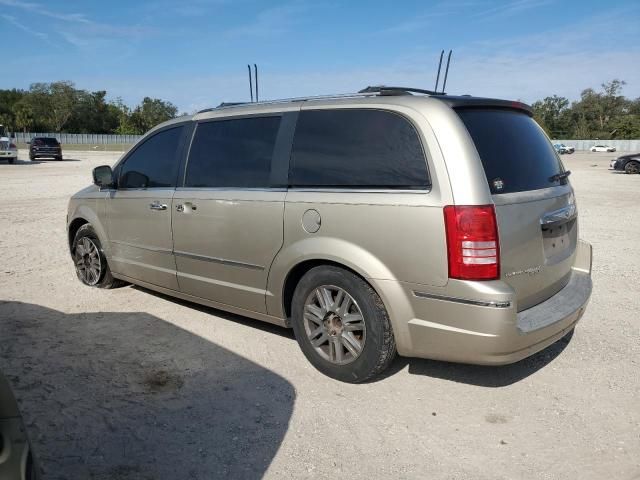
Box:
[549,170,571,183]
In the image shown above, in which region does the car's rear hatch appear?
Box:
[33,138,60,155]
[456,107,576,311]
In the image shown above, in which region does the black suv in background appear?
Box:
[29,137,63,161]
[610,153,640,174]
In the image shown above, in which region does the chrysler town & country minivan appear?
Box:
[67,87,593,382]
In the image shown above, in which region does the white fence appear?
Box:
[13,132,142,145]
[9,132,640,151]
[552,139,640,153]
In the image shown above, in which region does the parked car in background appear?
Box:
[590,144,616,152]
[67,87,592,382]
[0,124,17,164]
[553,143,575,154]
[29,137,63,161]
[610,153,640,174]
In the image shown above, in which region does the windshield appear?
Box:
[456,108,565,194]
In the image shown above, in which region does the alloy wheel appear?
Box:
[303,285,366,365]
[74,237,102,285]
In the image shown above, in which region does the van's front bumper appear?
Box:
[386,239,592,365]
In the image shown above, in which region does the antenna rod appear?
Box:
[441,50,452,94]
[248,64,254,102]
[254,63,259,102]
[434,50,444,92]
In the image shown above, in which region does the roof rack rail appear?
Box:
[196,86,446,114]
[358,86,445,96]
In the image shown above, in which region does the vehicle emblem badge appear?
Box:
[492,178,504,191]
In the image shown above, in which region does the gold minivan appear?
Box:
[67,87,592,382]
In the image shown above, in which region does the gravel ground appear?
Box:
[0,150,638,479]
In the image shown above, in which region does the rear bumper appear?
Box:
[0,151,17,158]
[387,239,592,365]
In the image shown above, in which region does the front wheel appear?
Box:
[55,155,63,161]
[72,224,125,288]
[291,266,396,383]
[625,161,640,175]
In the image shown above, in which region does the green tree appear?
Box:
[532,95,570,137]
[13,101,35,133]
[129,97,178,133]
[49,81,78,132]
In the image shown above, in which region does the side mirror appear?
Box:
[93,165,114,188]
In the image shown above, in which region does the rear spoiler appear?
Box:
[437,96,533,116]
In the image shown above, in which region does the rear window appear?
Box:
[34,138,59,146]
[457,109,565,194]
[289,109,429,189]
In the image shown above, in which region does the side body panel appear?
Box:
[106,189,178,290]
[266,102,453,350]
[172,189,286,313]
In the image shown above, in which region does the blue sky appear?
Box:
[1,0,639,112]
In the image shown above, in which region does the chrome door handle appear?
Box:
[175,203,196,213]
[149,201,167,211]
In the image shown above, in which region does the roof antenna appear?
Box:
[254,63,259,102]
[441,50,452,94]
[434,50,444,92]
[248,64,254,102]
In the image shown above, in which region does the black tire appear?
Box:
[55,155,63,161]
[29,154,35,161]
[624,161,640,175]
[291,266,396,383]
[72,224,126,289]
[8,157,15,164]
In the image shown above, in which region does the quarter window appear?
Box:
[289,109,429,188]
[185,116,281,188]
[119,126,184,189]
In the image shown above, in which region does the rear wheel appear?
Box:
[625,161,640,174]
[72,224,125,288]
[291,266,396,383]
[29,154,35,161]
[8,157,15,164]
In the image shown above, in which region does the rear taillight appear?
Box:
[9,143,16,149]
[443,205,500,280]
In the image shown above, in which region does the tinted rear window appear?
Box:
[289,109,429,189]
[34,138,59,146]
[185,116,281,188]
[457,109,565,194]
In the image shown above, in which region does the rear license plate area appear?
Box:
[542,219,575,260]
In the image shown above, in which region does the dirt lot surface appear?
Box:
[1,150,638,479]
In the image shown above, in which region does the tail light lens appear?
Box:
[443,205,500,280]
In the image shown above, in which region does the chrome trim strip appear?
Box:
[288,188,431,194]
[540,203,577,226]
[173,250,264,271]
[412,291,512,308]
[110,240,173,254]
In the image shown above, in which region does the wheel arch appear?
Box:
[67,204,110,257]
[67,217,89,252]
[281,259,377,321]
[266,238,414,339]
